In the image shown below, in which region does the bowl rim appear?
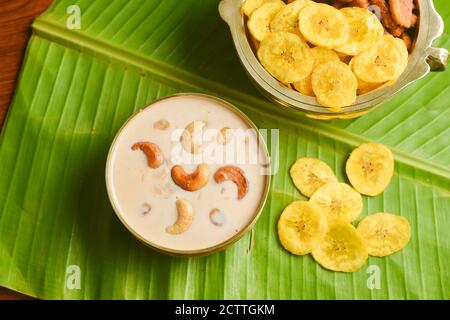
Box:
[220,0,444,115]
[105,93,272,257]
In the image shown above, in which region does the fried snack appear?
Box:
[311,61,357,109]
[278,200,328,255]
[356,77,384,95]
[330,0,345,9]
[401,32,412,50]
[391,32,409,61]
[348,54,388,94]
[308,46,341,69]
[312,219,368,272]
[370,0,405,37]
[293,47,340,96]
[298,3,350,49]
[346,143,394,196]
[290,157,337,197]
[348,0,369,9]
[389,0,417,28]
[351,34,408,83]
[248,1,286,41]
[309,182,363,222]
[258,32,313,83]
[357,212,411,256]
[242,0,280,16]
[293,77,315,96]
[335,7,384,56]
[270,0,311,37]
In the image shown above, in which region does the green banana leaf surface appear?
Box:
[0,0,449,299]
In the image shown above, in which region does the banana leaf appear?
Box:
[0,0,449,299]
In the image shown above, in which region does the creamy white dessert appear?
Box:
[106,95,269,252]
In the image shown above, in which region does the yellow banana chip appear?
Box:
[293,77,314,96]
[270,0,311,37]
[335,7,384,56]
[309,182,363,222]
[248,1,286,41]
[310,47,341,67]
[346,143,394,196]
[241,0,279,17]
[298,3,350,49]
[293,47,340,96]
[351,34,409,83]
[312,219,368,272]
[357,212,411,257]
[311,61,357,109]
[290,157,337,197]
[278,200,327,255]
[349,58,383,95]
[258,32,313,83]
[357,77,384,95]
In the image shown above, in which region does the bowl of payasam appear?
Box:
[106,94,271,256]
[219,0,448,119]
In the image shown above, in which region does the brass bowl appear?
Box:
[105,93,271,257]
[219,0,448,119]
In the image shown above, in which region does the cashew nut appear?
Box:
[171,164,210,191]
[209,208,225,226]
[214,166,249,200]
[166,199,194,235]
[216,127,232,145]
[153,119,170,130]
[180,120,206,154]
[131,141,164,169]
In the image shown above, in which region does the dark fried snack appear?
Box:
[348,0,369,8]
[370,0,404,37]
[401,32,412,50]
[389,0,417,28]
[330,0,346,9]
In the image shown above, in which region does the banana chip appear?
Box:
[310,182,363,222]
[298,3,350,49]
[290,157,337,197]
[348,58,384,94]
[270,0,311,37]
[312,219,368,272]
[351,34,409,83]
[357,212,411,257]
[278,200,327,255]
[335,7,384,56]
[346,143,394,196]
[258,32,313,83]
[310,46,341,67]
[293,47,340,96]
[248,1,286,41]
[357,77,384,95]
[293,77,314,96]
[311,61,357,109]
[242,0,279,17]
